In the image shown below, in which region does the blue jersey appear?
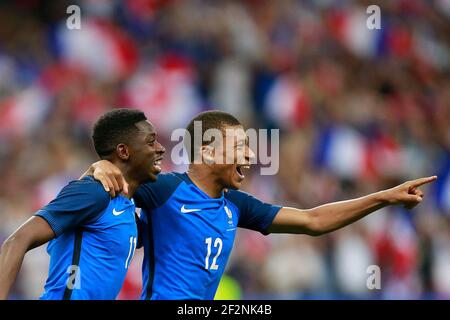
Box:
[134,172,281,300]
[36,176,138,300]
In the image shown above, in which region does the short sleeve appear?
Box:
[225,190,282,235]
[35,176,110,237]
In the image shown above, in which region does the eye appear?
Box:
[148,140,155,146]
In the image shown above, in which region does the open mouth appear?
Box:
[153,158,163,173]
[236,164,250,179]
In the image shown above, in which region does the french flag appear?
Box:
[327,6,383,59]
[314,125,367,179]
[263,73,311,130]
[122,53,202,135]
[53,18,138,80]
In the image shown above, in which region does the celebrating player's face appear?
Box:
[207,125,255,190]
[130,120,165,182]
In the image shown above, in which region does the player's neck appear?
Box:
[187,166,224,199]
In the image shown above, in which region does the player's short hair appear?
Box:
[92,108,147,158]
[184,110,242,161]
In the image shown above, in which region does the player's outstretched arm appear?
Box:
[81,160,129,197]
[0,217,55,299]
[267,176,437,236]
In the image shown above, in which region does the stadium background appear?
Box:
[0,0,449,299]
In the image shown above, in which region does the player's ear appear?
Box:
[201,145,215,165]
[116,143,130,160]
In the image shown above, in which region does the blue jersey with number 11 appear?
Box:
[134,172,281,300]
[36,176,138,300]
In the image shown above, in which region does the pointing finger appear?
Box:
[410,176,437,188]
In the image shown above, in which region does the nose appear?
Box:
[157,142,166,155]
[246,146,256,161]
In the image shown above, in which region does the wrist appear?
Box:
[373,190,392,205]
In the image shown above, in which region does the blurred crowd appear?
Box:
[0,0,449,299]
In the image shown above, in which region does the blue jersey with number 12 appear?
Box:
[134,172,281,300]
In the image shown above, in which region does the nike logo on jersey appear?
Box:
[180,205,201,213]
[112,208,126,216]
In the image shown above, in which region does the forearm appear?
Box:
[0,236,29,299]
[0,216,51,300]
[268,176,434,235]
[307,191,389,235]
[269,190,390,235]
